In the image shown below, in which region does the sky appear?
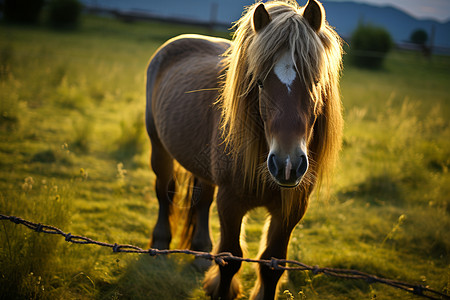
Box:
[329,0,450,22]
[80,0,450,23]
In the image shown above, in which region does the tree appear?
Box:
[47,0,83,28]
[4,0,45,23]
[410,29,428,46]
[410,29,431,57]
[350,23,393,69]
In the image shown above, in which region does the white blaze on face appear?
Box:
[285,155,292,180]
[274,51,297,93]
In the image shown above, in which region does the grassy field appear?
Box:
[0,15,449,300]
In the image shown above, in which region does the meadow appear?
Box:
[0,15,449,299]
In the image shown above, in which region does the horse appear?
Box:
[145,1,343,299]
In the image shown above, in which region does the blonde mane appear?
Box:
[218,1,343,196]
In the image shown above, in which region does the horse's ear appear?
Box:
[303,0,324,32]
[253,4,271,32]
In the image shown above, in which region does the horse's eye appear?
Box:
[257,80,264,89]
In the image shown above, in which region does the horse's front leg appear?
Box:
[250,209,304,300]
[204,187,246,300]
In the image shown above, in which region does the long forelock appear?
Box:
[219,1,343,192]
[246,2,341,114]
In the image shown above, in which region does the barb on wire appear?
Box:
[1,213,448,300]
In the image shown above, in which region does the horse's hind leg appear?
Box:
[149,137,175,250]
[191,180,215,271]
[191,180,214,252]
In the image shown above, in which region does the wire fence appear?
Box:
[1,213,448,300]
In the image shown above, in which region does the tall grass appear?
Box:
[0,178,72,299]
[113,111,146,165]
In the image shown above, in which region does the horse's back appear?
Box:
[146,34,230,182]
[146,34,229,97]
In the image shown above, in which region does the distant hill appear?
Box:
[81,0,450,49]
[322,1,450,49]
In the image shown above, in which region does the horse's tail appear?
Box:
[170,164,198,249]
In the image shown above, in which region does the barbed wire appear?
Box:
[1,213,448,300]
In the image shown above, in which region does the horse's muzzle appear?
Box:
[267,150,308,188]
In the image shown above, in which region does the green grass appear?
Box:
[0,15,449,299]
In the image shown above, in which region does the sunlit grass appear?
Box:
[0,177,72,299]
[0,15,449,299]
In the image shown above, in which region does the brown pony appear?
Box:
[145,1,343,299]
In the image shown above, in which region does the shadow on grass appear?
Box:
[288,270,374,299]
[337,174,404,206]
[99,255,205,299]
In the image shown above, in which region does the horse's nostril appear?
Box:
[268,153,279,177]
[296,154,308,178]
